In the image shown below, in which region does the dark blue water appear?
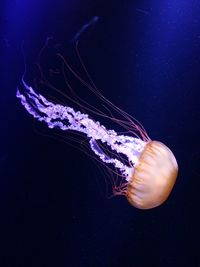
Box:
[0,1,200,266]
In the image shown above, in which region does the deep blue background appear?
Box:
[0,0,200,266]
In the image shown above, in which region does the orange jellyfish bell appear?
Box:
[126,141,178,209]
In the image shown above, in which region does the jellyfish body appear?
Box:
[126,141,178,209]
[16,77,178,209]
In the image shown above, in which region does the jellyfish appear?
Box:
[16,44,178,209]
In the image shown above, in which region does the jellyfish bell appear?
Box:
[126,141,178,209]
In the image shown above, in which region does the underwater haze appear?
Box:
[0,0,200,266]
